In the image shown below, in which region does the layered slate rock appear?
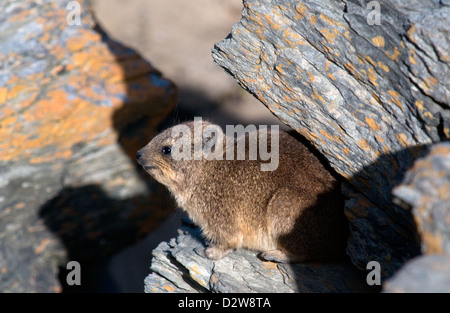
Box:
[394,142,450,255]
[385,142,450,292]
[0,0,176,292]
[145,223,372,293]
[211,0,450,278]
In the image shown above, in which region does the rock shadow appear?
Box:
[39,184,170,292]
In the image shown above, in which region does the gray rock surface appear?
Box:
[385,142,450,292]
[394,142,450,255]
[383,255,450,293]
[145,223,373,293]
[211,0,450,278]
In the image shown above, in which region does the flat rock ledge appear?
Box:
[144,223,373,293]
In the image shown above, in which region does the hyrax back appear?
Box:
[136,121,347,263]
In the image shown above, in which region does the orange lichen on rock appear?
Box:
[387,90,403,110]
[367,67,379,87]
[365,117,380,131]
[34,238,51,255]
[377,61,389,72]
[371,36,385,48]
[358,139,371,151]
[282,28,307,46]
[385,46,401,61]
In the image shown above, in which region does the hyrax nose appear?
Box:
[136,150,143,161]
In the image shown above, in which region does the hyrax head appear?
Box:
[136,120,223,189]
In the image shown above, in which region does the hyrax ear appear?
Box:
[202,124,224,157]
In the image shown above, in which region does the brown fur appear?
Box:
[136,121,347,262]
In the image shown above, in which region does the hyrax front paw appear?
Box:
[205,246,231,260]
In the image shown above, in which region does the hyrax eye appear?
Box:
[161,146,172,155]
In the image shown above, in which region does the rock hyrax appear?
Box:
[136,120,347,262]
